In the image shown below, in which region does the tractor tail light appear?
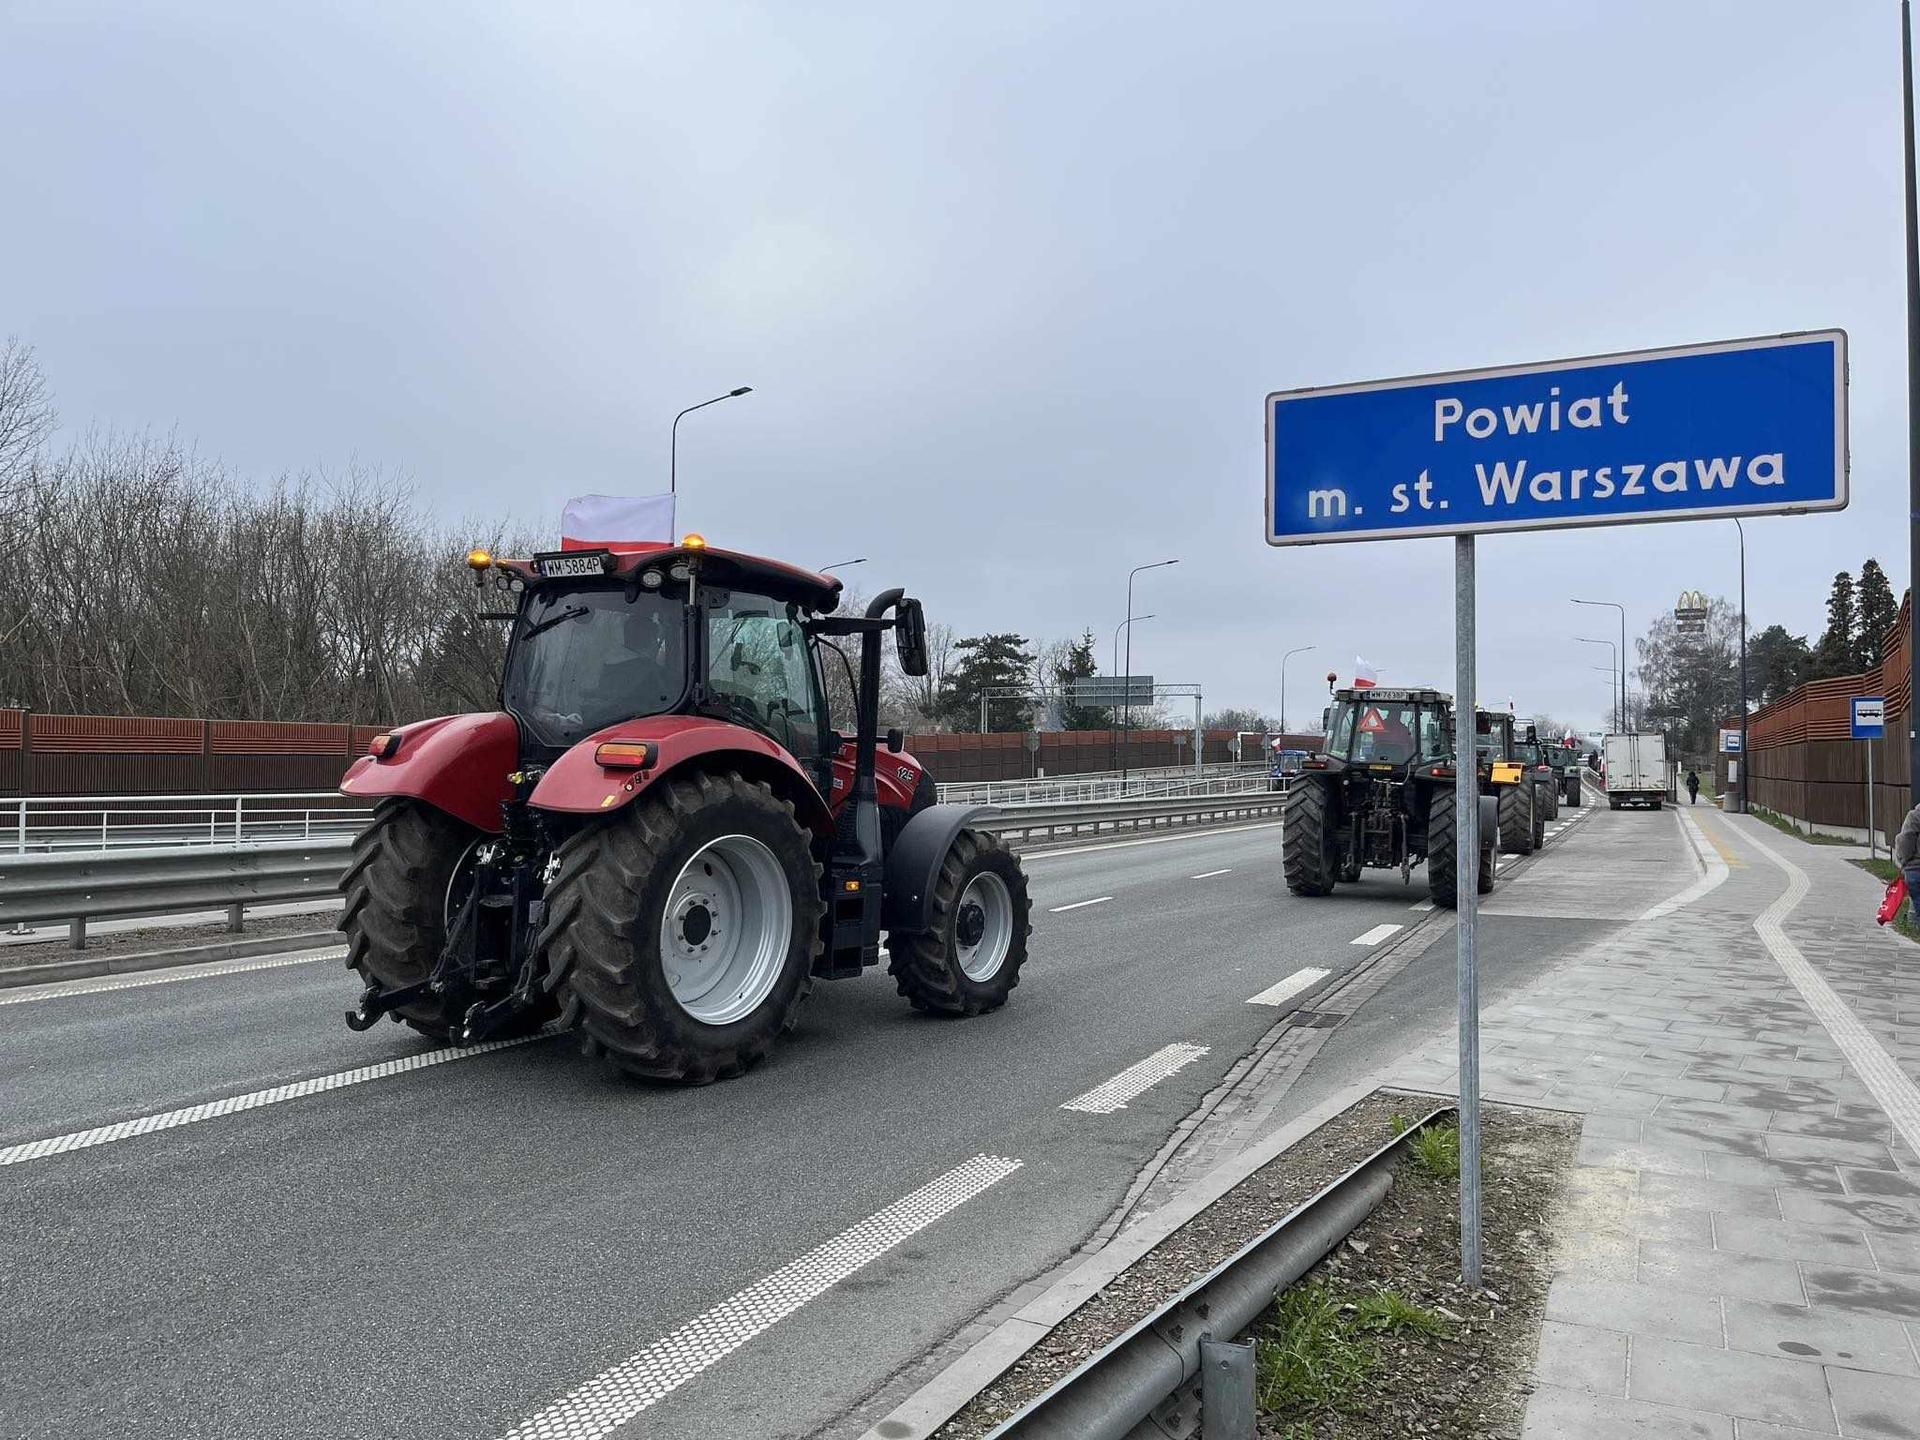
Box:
[595,742,656,770]
[367,732,401,760]
[1434,764,1455,778]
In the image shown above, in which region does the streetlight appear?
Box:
[1575,638,1618,729]
[1572,599,1627,730]
[1279,644,1315,733]
[1109,614,1154,769]
[1122,559,1180,784]
[670,386,754,496]
[821,558,867,572]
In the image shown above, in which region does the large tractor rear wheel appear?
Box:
[1497,782,1535,855]
[1427,789,1496,908]
[543,771,822,1083]
[339,797,483,1041]
[1564,773,1582,808]
[887,829,1032,1016]
[1283,778,1339,896]
[1541,780,1559,822]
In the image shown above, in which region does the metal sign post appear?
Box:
[1267,329,1849,1290]
[1453,536,1483,1286]
[1854,696,1886,854]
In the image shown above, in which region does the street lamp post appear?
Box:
[1109,614,1154,770]
[670,387,754,497]
[1279,645,1315,734]
[1573,599,1627,730]
[1121,560,1179,787]
[1575,638,1618,730]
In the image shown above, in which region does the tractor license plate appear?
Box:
[535,552,611,578]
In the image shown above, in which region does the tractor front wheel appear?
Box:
[1283,778,1340,896]
[543,771,822,1083]
[887,829,1032,1015]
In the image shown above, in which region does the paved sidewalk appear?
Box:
[1391,804,1920,1438]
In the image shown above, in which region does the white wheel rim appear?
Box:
[954,871,1014,982]
[660,834,793,1026]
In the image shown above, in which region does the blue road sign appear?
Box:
[1852,695,1886,740]
[1266,331,1847,546]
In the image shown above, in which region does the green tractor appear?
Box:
[1510,724,1562,825]
[1283,687,1497,908]
[1476,710,1545,855]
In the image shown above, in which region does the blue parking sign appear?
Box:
[1267,331,1847,545]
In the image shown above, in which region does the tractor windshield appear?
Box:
[1326,699,1446,765]
[504,585,687,749]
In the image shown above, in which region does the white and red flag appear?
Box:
[559,494,677,553]
[1352,657,1378,690]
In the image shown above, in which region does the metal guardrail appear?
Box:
[985,1105,1453,1440]
[8,766,1280,853]
[0,790,1290,949]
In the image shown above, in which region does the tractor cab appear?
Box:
[1311,687,1450,776]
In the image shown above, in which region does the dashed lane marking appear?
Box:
[1247,966,1331,1008]
[1410,900,1435,912]
[1350,923,1403,947]
[1061,1043,1211,1114]
[496,1154,1022,1440]
[1049,896,1113,914]
[0,947,346,1008]
[0,1029,553,1167]
[1191,868,1233,879]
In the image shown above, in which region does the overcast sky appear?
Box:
[1,2,1907,731]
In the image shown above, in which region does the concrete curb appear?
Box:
[855,1076,1382,1440]
[0,929,342,990]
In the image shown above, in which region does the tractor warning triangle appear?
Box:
[1358,706,1386,734]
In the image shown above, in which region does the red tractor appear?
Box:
[337,536,1032,1082]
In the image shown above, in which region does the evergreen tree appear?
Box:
[1856,558,1897,670]
[938,633,1035,732]
[1747,624,1813,705]
[1053,631,1110,731]
[1811,571,1858,679]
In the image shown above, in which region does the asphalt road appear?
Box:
[0,795,1685,1440]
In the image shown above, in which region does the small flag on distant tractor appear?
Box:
[1353,657,1378,690]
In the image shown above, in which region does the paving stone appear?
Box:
[1646,1120,1775,1158]
[1627,1336,1837,1431]
[1777,1190,1920,1237]
[1555,1229,1641,1283]
[1535,1319,1628,1396]
[1660,1097,1788,1131]
[1641,1240,1809,1306]
[1769,1112,1896,1145]
[1801,1264,1920,1323]
[1710,1153,1848,1194]
[1713,1214,1877,1267]
[1768,1133,1904,1169]
[1580,1134,1710,1177]
[1523,1384,1734,1438]
[1723,1299,1920,1376]
[1845,1168,1920,1201]
[1866,1232,1920,1277]
[1584,1113,1648,1143]
[1550,1081,1669,1115]
[1545,1275,1725,1345]
[1731,1421,1850,1440]
[1825,1365,1920,1438]
[1617,1073,1734,1103]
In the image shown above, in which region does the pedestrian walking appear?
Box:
[1685,768,1700,805]
[1896,801,1920,892]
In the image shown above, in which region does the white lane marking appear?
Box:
[1351,923,1403,947]
[497,1154,1022,1440]
[0,947,344,1008]
[0,1030,551,1167]
[1062,1043,1210,1114]
[1247,966,1331,1008]
[1741,828,1920,1161]
[1191,868,1233,879]
[1639,809,1728,921]
[1410,900,1435,913]
[1022,821,1283,863]
[1049,896,1113,914]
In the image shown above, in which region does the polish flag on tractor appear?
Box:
[1353,657,1378,690]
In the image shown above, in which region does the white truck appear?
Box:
[1602,732,1670,810]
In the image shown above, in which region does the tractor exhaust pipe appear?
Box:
[850,588,906,865]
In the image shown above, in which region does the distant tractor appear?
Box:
[1282,687,1497,908]
[1511,724,1561,824]
[338,537,1032,1082]
[1476,710,1544,855]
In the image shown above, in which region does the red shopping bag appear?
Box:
[1878,875,1908,926]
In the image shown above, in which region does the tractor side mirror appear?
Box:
[895,597,929,677]
[1525,724,1539,744]
[886,728,904,753]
